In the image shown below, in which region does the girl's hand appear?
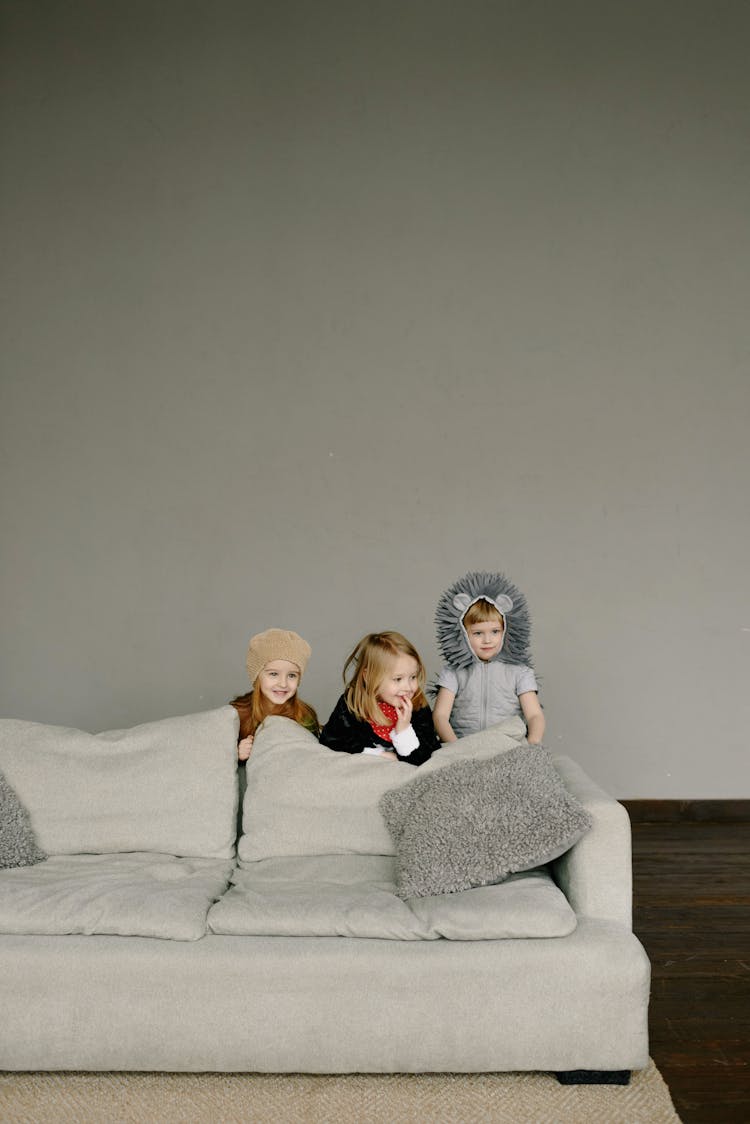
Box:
[238,734,254,762]
[378,750,398,761]
[393,695,413,733]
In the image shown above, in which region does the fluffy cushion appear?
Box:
[0,768,47,869]
[0,707,239,859]
[378,747,592,899]
[239,716,526,862]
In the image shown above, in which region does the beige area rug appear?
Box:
[0,1061,680,1124]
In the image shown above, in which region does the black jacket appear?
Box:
[319,694,441,766]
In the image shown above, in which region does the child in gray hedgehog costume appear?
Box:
[432,571,545,745]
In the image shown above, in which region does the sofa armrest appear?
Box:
[550,755,633,929]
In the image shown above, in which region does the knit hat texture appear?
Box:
[246,628,311,685]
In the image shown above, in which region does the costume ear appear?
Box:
[452,593,473,614]
[495,595,514,614]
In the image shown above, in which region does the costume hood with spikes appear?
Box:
[435,571,533,670]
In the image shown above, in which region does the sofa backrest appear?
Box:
[0,707,239,859]
[238,716,525,862]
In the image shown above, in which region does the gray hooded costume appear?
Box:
[435,571,539,739]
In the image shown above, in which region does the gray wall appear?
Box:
[2,1,748,797]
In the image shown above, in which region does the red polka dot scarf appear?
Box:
[369,700,398,742]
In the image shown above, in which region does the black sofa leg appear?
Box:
[555,1069,631,1085]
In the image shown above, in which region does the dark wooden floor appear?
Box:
[627,812,750,1124]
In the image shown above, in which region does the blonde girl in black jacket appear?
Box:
[320,631,441,766]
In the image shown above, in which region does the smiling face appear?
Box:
[465,616,505,662]
[256,659,301,707]
[375,653,420,709]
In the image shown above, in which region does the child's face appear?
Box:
[376,654,420,709]
[257,660,300,706]
[466,617,505,661]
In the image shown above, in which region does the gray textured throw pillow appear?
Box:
[0,768,47,869]
[378,747,592,900]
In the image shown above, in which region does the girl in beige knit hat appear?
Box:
[230,628,319,760]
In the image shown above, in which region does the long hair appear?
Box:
[230,688,319,740]
[343,631,428,725]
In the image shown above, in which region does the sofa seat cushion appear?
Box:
[0,853,233,941]
[207,855,576,940]
[0,707,239,859]
[239,716,526,862]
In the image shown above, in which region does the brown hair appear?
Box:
[342,631,428,725]
[462,598,505,630]
[229,688,320,740]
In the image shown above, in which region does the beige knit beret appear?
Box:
[246,628,311,685]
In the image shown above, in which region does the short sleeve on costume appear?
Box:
[516,665,539,695]
[436,666,459,693]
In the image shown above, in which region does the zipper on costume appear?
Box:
[481,660,488,729]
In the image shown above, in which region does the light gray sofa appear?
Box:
[0,707,650,1078]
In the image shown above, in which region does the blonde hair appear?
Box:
[230,687,319,740]
[343,631,428,725]
[462,598,505,630]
